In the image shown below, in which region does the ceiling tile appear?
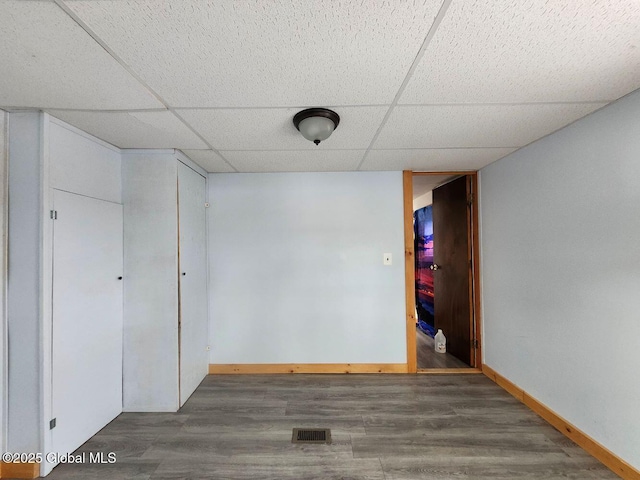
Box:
[0,1,162,110]
[221,150,365,173]
[361,148,517,171]
[181,150,236,173]
[374,104,606,149]
[400,0,640,104]
[178,107,387,150]
[47,110,208,149]
[64,0,442,107]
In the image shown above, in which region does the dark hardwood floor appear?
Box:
[43,375,616,479]
[416,327,469,369]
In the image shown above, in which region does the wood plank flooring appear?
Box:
[416,327,470,369]
[43,375,617,479]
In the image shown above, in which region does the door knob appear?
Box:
[430,264,441,271]
[117,276,123,280]
[182,272,186,276]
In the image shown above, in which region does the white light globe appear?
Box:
[298,116,335,145]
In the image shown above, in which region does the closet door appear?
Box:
[178,162,208,405]
[51,190,123,456]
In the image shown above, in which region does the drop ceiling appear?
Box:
[1,0,639,173]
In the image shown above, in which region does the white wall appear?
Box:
[122,152,179,411]
[413,191,432,211]
[0,110,7,453]
[49,119,121,203]
[208,172,406,364]
[480,89,640,469]
[7,113,42,454]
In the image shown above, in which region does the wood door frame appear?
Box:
[403,171,482,373]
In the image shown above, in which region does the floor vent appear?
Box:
[292,428,332,444]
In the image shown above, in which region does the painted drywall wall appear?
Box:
[49,119,121,203]
[413,191,432,211]
[121,152,179,411]
[208,172,406,364]
[7,113,41,453]
[0,110,7,452]
[480,89,640,469]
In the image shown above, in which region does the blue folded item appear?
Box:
[418,320,435,337]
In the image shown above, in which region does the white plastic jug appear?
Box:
[434,329,446,353]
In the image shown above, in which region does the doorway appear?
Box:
[403,171,481,373]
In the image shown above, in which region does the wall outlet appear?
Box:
[383,253,392,265]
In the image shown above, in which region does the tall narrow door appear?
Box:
[178,163,208,406]
[432,176,473,365]
[51,190,123,457]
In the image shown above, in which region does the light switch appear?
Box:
[383,253,392,265]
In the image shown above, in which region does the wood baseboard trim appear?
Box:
[0,462,40,479]
[482,364,525,401]
[209,363,408,374]
[417,368,482,374]
[482,364,640,480]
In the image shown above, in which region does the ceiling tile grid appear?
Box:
[221,150,365,173]
[63,0,443,107]
[374,103,606,149]
[177,106,388,151]
[0,0,162,110]
[361,148,518,172]
[1,0,638,173]
[47,110,208,149]
[400,0,640,104]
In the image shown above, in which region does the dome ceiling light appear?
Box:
[293,108,340,145]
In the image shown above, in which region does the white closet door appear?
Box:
[51,190,123,457]
[178,163,208,405]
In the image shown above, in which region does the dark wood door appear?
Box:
[432,176,473,366]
